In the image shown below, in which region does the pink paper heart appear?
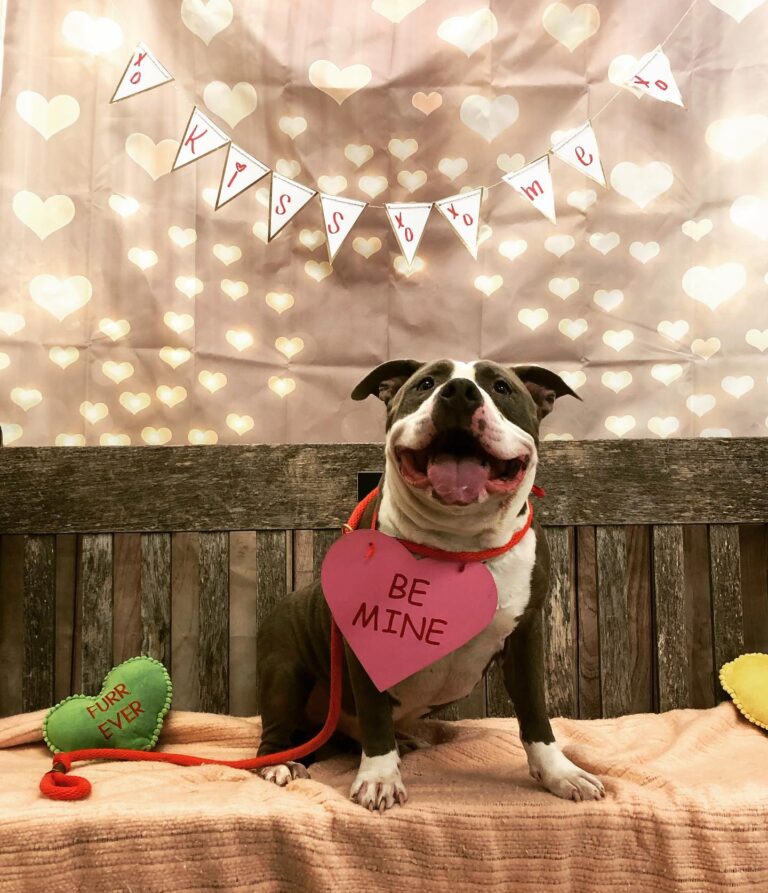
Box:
[321,529,498,691]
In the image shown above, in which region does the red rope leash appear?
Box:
[40,482,543,801]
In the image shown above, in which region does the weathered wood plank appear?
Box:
[198,532,229,713]
[596,527,632,717]
[626,526,653,714]
[22,535,56,711]
[709,524,744,696]
[576,526,601,719]
[0,537,24,718]
[80,534,114,695]
[485,658,514,718]
[739,524,768,653]
[171,533,199,711]
[252,531,289,715]
[229,531,259,717]
[54,534,77,704]
[312,529,340,574]
[683,525,716,709]
[652,525,689,711]
[292,530,315,590]
[542,526,577,718]
[141,533,172,667]
[2,439,766,532]
[113,534,141,665]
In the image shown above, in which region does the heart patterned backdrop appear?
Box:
[0,0,767,447]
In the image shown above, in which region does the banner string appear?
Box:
[362,0,701,208]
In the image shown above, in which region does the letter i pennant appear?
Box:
[172,107,230,171]
[502,156,556,223]
[626,47,684,107]
[216,143,270,209]
[320,195,368,262]
[385,202,432,266]
[433,189,482,259]
[110,42,173,103]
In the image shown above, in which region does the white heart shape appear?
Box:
[610,161,673,209]
[437,9,498,56]
[682,263,746,310]
[460,94,519,143]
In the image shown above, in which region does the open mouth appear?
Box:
[395,429,531,506]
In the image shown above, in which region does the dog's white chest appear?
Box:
[389,528,536,721]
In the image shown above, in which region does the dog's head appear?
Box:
[352,359,579,509]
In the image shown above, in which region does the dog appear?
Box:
[256,359,605,811]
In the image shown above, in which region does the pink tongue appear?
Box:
[427,454,489,505]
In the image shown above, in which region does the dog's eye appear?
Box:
[493,379,512,395]
[416,376,435,392]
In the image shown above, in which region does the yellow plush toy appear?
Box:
[720,653,768,732]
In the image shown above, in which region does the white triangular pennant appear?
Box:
[551,123,606,187]
[172,107,230,171]
[384,203,432,265]
[625,47,684,107]
[433,189,482,259]
[268,173,317,240]
[110,42,173,103]
[320,195,367,262]
[216,144,270,209]
[502,156,556,223]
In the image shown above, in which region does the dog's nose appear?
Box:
[438,378,483,411]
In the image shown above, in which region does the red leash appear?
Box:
[40,484,542,800]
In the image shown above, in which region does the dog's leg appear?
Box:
[256,654,313,786]
[345,642,408,811]
[502,612,605,802]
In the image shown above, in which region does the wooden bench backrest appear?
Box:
[1,439,766,721]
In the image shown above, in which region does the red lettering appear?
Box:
[98,721,113,740]
[105,691,119,706]
[130,71,141,85]
[522,180,543,201]
[327,210,344,235]
[184,124,208,154]
[275,193,291,216]
[446,203,459,220]
[383,608,401,634]
[395,212,404,228]
[128,699,144,718]
[462,212,473,226]
[226,161,246,189]
[400,613,426,641]
[86,704,98,718]
[404,226,413,242]
[134,51,147,67]
[352,601,379,629]
[575,145,593,167]
[655,79,668,91]
[114,683,130,697]
[633,75,650,88]
[425,617,447,646]
[407,578,429,607]
[388,573,408,599]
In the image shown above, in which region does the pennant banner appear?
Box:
[551,123,606,187]
[320,194,367,262]
[433,189,482,259]
[626,47,684,107]
[172,107,230,171]
[110,42,173,103]
[502,155,556,223]
[269,174,317,240]
[385,202,432,265]
[216,143,270,209]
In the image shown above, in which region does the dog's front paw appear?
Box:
[525,741,605,802]
[258,760,310,786]
[350,750,408,812]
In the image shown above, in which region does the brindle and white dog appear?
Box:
[256,359,606,811]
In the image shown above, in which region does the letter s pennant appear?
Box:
[320,194,367,262]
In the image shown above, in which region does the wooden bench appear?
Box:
[1,439,766,723]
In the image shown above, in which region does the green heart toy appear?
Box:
[43,655,172,754]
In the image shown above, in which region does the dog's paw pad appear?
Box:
[543,765,605,802]
[259,760,310,786]
[349,750,407,812]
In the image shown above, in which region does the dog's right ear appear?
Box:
[351,359,424,407]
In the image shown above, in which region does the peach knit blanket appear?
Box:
[0,703,765,892]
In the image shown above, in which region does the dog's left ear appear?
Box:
[351,359,424,407]
[512,365,582,420]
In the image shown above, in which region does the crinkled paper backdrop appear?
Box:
[0,0,767,446]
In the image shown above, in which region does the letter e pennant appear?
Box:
[268,174,317,240]
[502,156,556,223]
[172,107,230,171]
[384,202,432,266]
[216,143,270,209]
[110,42,173,103]
[320,195,367,262]
[551,123,605,187]
[433,189,482,259]
[626,47,684,107]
